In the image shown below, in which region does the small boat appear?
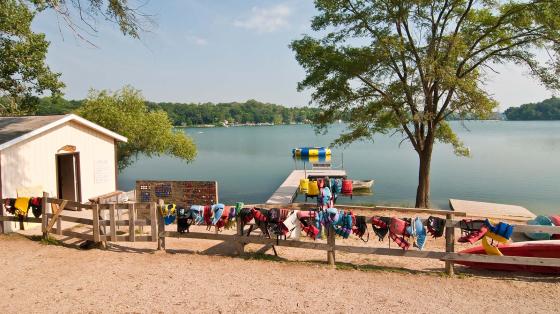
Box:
[352,180,374,190]
[292,147,331,157]
[455,240,560,274]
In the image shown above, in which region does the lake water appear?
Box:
[118,121,560,215]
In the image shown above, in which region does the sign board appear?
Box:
[94,160,111,184]
[135,180,218,208]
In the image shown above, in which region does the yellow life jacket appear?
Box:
[14,197,30,217]
[307,181,319,196]
[299,179,309,193]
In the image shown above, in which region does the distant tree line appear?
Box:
[147,100,319,126]
[33,97,319,126]
[504,97,560,120]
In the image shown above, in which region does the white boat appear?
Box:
[352,180,374,190]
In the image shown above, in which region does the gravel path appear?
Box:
[0,234,559,313]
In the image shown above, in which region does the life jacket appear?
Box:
[352,215,369,242]
[458,219,488,244]
[331,179,342,194]
[319,187,332,209]
[252,208,268,222]
[484,219,514,242]
[389,217,410,250]
[371,216,390,241]
[160,204,177,225]
[211,204,225,226]
[307,181,319,196]
[203,205,212,225]
[14,197,30,217]
[239,208,254,224]
[299,216,319,239]
[405,217,426,250]
[341,179,353,194]
[325,207,339,227]
[211,204,228,230]
[190,205,205,224]
[176,207,191,233]
[30,197,42,218]
[426,216,445,238]
[299,179,309,193]
[334,211,353,239]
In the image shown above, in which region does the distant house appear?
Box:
[0,114,127,203]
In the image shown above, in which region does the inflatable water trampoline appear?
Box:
[292,147,331,157]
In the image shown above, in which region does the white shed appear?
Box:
[0,114,127,203]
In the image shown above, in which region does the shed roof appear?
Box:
[0,114,127,151]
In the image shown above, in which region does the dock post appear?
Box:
[445,213,455,276]
[327,225,336,267]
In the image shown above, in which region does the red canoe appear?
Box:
[456,240,560,274]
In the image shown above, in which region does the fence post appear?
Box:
[327,225,336,267]
[41,192,49,239]
[445,213,455,276]
[56,203,62,235]
[0,199,5,234]
[128,203,136,242]
[236,216,245,255]
[92,204,100,243]
[109,204,117,241]
[157,199,166,250]
[150,202,157,243]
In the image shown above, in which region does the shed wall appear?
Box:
[0,121,117,200]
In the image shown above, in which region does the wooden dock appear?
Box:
[266,169,347,204]
[449,199,536,221]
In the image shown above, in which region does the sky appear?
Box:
[32,0,554,111]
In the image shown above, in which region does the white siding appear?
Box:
[1,120,117,200]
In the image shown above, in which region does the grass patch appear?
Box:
[243,252,285,262]
[28,235,61,246]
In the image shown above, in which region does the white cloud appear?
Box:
[234,4,291,33]
[186,34,208,46]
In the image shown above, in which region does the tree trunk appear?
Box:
[415,141,434,208]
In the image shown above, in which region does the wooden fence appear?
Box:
[2,198,560,275]
[0,193,158,244]
[159,203,560,275]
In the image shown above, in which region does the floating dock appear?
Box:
[449,199,536,221]
[266,169,347,204]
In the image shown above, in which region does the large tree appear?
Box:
[0,0,64,115]
[291,0,560,208]
[76,86,197,169]
[1,0,152,115]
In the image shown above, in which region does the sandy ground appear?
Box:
[1,231,559,314]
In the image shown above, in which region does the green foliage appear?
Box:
[148,100,319,126]
[504,97,560,120]
[30,0,151,39]
[76,86,197,169]
[291,0,560,207]
[36,97,320,126]
[0,0,64,115]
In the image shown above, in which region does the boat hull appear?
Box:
[456,240,560,274]
[352,180,374,190]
